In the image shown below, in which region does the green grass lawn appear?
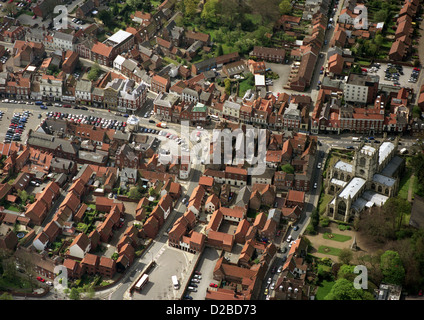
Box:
[398,168,412,200]
[318,194,333,215]
[238,79,255,97]
[315,280,335,300]
[4,203,21,212]
[317,245,342,256]
[323,233,352,242]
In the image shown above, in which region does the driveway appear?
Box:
[265,62,292,93]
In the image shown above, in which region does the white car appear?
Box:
[317,163,322,169]
[314,182,317,189]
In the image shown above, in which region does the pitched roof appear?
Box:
[70,232,91,251]
[91,42,114,57]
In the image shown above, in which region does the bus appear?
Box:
[135,274,149,291]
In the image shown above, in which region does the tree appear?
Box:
[0,293,12,300]
[87,63,101,81]
[183,0,200,19]
[126,0,143,9]
[201,0,221,26]
[279,0,292,15]
[249,0,280,25]
[69,287,81,300]
[374,34,384,47]
[224,78,232,95]
[412,105,421,119]
[18,190,29,204]
[148,187,157,198]
[338,248,354,265]
[128,186,142,200]
[98,10,114,28]
[374,9,388,22]
[216,44,224,57]
[280,163,294,174]
[84,286,96,300]
[325,278,375,300]
[380,250,405,285]
[337,264,356,281]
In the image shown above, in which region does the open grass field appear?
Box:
[315,280,335,300]
[323,232,352,242]
[317,245,342,256]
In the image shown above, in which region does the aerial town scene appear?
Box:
[0,0,423,304]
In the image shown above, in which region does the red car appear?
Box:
[32,15,37,19]
[63,104,71,108]
[36,276,45,282]
[209,283,218,288]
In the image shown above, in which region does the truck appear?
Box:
[156,122,167,128]
[172,275,179,290]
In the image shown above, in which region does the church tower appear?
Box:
[353,142,379,181]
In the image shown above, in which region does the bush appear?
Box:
[338,224,350,231]
[320,217,330,227]
[306,222,317,235]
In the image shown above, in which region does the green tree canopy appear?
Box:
[338,248,354,265]
[98,10,114,28]
[224,78,232,95]
[69,287,81,300]
[325,278,375,300]
[337,264,356,281]
[280,163,294,174]
[412,105,421,119]
[87,63,101,81]
[279,0,292,15]
[380,250,405,285]
[128,186,143,200]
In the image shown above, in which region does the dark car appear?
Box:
[73,106,81,109]
[46,102,53,106]
[81,106,88,110]
[149,119,155,123]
